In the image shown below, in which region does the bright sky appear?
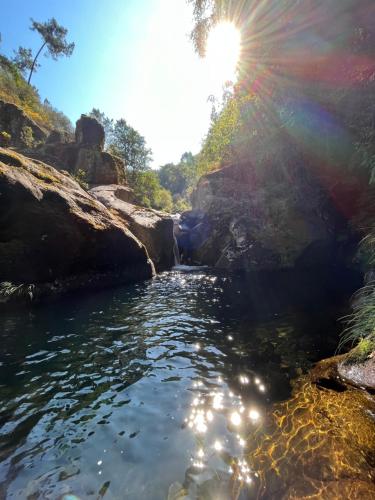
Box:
[1,0,239,167]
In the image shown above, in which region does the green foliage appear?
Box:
[89,108,114,147]
[0,281,35,302]
[87,108,173,211]
[110,119,152,177]
[73,169,89,190]
[0,131,11,146]
[158,152,197,212]
[189,0,375,356]
[133,170,173,212]
[339,225,375,359]
[20,125,34,147]
[28,18,75,84]
[12,47,34,75]
[0,54,73,133]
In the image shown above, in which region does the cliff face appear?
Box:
[179,159,364,270]
[0,148,154,304]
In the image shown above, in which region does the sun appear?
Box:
[206,22,241,87]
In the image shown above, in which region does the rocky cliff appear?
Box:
[179,159,363,271]
[36,114,125,187]
[0,148,154,305]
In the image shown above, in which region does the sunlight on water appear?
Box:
[0,268,356,499]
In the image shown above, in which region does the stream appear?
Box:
[0,267,359,499]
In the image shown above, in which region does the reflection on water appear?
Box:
[0,268,359,499]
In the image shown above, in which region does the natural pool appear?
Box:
[0,267,359,499]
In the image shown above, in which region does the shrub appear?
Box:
[0,131,11,147]
[0,281,35,302]
[0,54,73,133]
[73,169,89,190]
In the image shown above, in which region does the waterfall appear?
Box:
[172,215,181,265]
[173,233,180,265]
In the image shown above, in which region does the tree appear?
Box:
[12,47,35,76]
[109,118,152,181]
[133,170,173,212]
[27,18,75,84]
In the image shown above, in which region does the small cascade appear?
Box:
[173,233,180,265]
[172,215,181,266]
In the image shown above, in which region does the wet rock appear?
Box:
[0,148,154,305]
[0,99,47,147]
[248,365,375,499]
[90,184,175,271]
[338,356,375,391]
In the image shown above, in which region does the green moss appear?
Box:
[32,168,60,184]
[346,337,375,364]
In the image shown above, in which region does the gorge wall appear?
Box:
[178,157,365,271]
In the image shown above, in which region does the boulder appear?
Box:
[90,184,175,272]
[46,129,73,144]
[75,114,105,149]
[0,148,154,304]
[338,356,375,391]
[185,159,362,270]
[0,100,47,147]
[34,116,125,187]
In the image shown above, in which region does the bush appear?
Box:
[73,169,89,190]
[0,131,11,147]
[0,54,73,133]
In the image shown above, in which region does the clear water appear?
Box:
[0,268,357,499]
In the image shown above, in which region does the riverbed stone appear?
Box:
[247,364,375,499]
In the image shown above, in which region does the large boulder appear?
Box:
[90,184,175,272]
[35,116,125,187]
[182,159,362,270]
[0,100,47,147]
[0,148,154,304]
[75,114,105,149]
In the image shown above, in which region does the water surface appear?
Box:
[0,268,358,499]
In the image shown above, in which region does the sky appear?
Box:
[1,0,236,167]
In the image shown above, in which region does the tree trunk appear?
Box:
[27,41,47,85]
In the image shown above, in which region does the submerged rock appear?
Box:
[183,159,363,271]
[0,148,154,304]
[90,184,175,272]
[247,357,375,499]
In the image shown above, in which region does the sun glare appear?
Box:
[206,22,241,88]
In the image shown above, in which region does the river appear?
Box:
[0,267,359,499]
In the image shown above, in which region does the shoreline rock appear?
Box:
[0,148,154,306]
[90,184,175,272]
[180,159,363,271]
